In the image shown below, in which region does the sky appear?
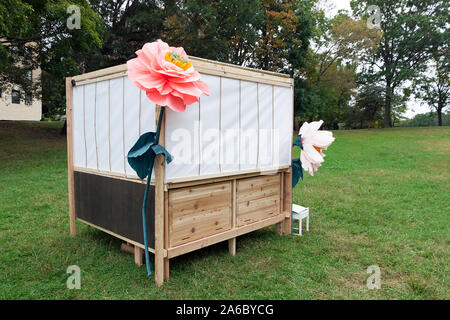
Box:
[327,0,352,16]
[322,0,430,118]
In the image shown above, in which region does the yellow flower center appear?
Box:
[314,146,322,153]
[165,51,192,71]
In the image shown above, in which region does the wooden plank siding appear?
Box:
[236,174,281,227]
[168,181,232,247]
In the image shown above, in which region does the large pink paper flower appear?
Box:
[299,120,335,176]
[127,40,209,112]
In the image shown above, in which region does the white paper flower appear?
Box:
[299,120,335,176]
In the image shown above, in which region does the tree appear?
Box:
[413,41,449,126]
[87,0,164,69]
[351,0,448,127]
[163,0,263,65]
[88,0,265,67]
[0,1,38,99]
[296,12,380,128]
[354,85,384,128]
[252,0,299,72]
[0,0,104,118]
[311,13,381,84]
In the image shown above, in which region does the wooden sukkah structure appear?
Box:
[66,57,294,286]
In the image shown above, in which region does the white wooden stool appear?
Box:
[292,204,309,236]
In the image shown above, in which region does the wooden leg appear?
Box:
[276,222,283,235]
[69,218,76,237]
[228,238,236,256]
[306,215,309,231]
[299,219,302,236]
[154,155,165,287]
[154,105,165,287]
[120,242,134,254]
[283,169,292,235]
[121,242,144,267]
[164,258,170,280]
[163,191,169,281]
[134,246,143,266]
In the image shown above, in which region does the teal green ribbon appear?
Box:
[127,107,172,276]
[292,134,303,188]
[291,134,303,233]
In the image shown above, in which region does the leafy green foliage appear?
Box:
[1,0,447,126]
[412,39,449,126]
[163,0,264,65]
[87,0,164,69]
[296,13,380,129]
[351,0,449,127]
[400,111,450,127]
[0,0,104,118]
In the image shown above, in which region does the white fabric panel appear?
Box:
[199,74,221,175]
[72,84,85,167]
[95,80,110,171]
[140,90,156,179]
[123,77,141,178]
[257,84,273,168]
[109,77,125,175]
[140,90,156,135]
[273,86,293,166]
[240,81,258,170]
[220,78,240,173]
[84,83,97,169]
[165,102,200,180]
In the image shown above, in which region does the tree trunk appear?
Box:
[437,107,442,126]
[384,85,392,128]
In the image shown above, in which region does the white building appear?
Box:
[0,68,42,121]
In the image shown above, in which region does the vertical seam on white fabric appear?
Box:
[122,77,127,177]
[256,83,260,170]
[238,80,241,171]
[198,99,201,176]
[94,83,99,171]
[219,76,222,173]
[138,89,142,136]
[272,85,274,168]
[83,85,87,167]
[108,80,111,172]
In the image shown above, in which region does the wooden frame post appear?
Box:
[164,190,170,280]
[283,87,294,235]
[275,223,283,235]
[283,169,292,234]
[155,105,166,287]
[228,179,237,256]
[66,77,76,237]
[276,172,284,235]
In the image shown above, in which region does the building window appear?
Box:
[26,70,32,82]
[24,46,33,59]
[12,90,20,104]
[11,46,19,60]
[25,93,32,105]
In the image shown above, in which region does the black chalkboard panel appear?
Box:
[74,171,155,249]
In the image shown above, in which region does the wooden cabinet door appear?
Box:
[236,174,281,227]
[168,181,232,247]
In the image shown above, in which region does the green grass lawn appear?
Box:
[0,121,448,299]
